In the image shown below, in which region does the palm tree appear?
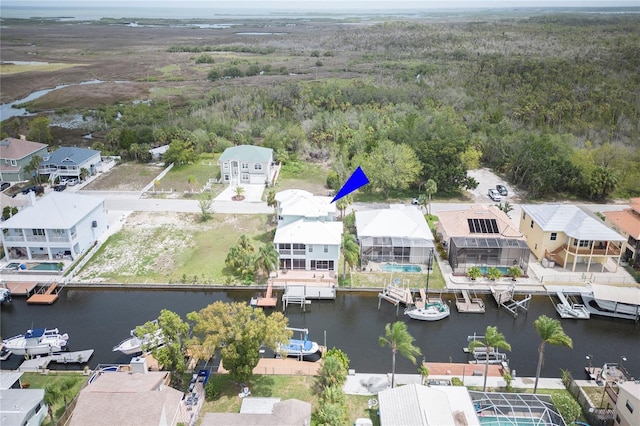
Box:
[419,364,429,385]
[469,326,511,391]
[341,232,360,281]
[335,195,353,219]
[24,155,43,184]
[234,185,245,200]
[379,321,422,388]
[44,383,61,425]
[533,315,573,393]
[266,189,277,219]
[256,244,279,278]
[187,175,198,192]
[417,194,428,214]
[424,179,437,216]
[496,201,514,217]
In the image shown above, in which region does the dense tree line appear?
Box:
[64,13,640,199]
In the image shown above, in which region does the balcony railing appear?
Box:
[48,236,70,242]
[292,250,306,255]
[562,244,621,256]
[26,236,47,242]
[3,235,25,242]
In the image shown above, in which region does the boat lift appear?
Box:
[490,285,531,317]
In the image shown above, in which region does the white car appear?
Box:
[488,189,502,202]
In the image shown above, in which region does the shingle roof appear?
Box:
[356,205,434,241]
[522,204,625,241]
[41,146,100,166]
[219,145,273,163]
[274,219,343,245]
[0,137,48,160]
[1,192,104,229]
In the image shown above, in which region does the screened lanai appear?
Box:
[359,236,433,265]
[469,391,566,426]
[449,237,530,275]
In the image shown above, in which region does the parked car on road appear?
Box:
[496,184,508,196]
[54,184,67,192]
[0,182,10,191]
[411,197,419,205]
[21,185,37,195]
[487,188,502,202]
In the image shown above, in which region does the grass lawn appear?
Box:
[155,153,223,197]
[20,372,87,426]
[347,260,446,290]
[581,385,612,409]
[76,212,274,284]
[202,374,376,424]
[271,161,329,196]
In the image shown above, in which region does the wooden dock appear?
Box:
[455,289,486,313]
[377,284,414,316]
[2,282,38,296]
[252,282,278,308]
[490,285,531,317]
[19,349,94,372]
[27,282,62,305]
[281,284,336,311]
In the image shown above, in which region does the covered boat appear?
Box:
[112,321,164,355]
[276,327,320,359]
[2,328,69,356]
[468,348,508,364]
[405,301,450,321]
[581,284,640,321]
[0,287,11,303]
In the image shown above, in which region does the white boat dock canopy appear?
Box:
[590,284,640,305]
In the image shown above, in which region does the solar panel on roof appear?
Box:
[468,218,500,234]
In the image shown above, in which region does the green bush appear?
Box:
[326,170,341,191]
[451,377,464,386]
[551,392,582,425]
[204,374,227,400]
[195,54,215,64]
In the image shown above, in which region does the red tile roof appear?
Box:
[605,208,640,239]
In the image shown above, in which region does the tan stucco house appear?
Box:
[519,204,625,272]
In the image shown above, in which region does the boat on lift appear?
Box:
[2,328,69,356]
[112,320,164,355]
[276,327,320,359]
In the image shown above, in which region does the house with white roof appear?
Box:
[377,383,480,426]
[273,189,342,272]
[0,388,47,426]
[219,145,274,185]
[519,204,625,272]
[356,205,435,267]
[1,192,107,261]
[0,137,49,182]
[38,146,101,181]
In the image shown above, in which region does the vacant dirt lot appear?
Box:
[84,162,164,191]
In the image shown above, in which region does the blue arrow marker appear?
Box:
[331,166,370,203]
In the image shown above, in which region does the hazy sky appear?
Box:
[4,0,639,9]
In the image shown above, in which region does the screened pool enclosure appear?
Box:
[448,237,530,275]
[359,236,434,266]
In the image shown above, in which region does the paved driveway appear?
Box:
[214,183,264,202]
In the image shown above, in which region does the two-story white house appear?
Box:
[1,192,108,261]
[219,145,274,185]
[38,146,102,182]
[273,189,342,272]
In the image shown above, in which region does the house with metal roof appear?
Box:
[0,388,47,426]
[355,205,435,267]
[38,146,101,182]
[219,145,275,185]
[1,192,107,261]
[0,137,49,182]
[604,198,640,268]
[519,204,625,272]
[435,205,530,275]
[273,189,342,273]
[377,383,479,426]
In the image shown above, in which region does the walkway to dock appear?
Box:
[218,356,321,376]
[455,289,485,313]
[2,281,38,296]
[253,281,277,307]
[18,349,94,372]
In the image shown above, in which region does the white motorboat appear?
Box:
[405,301,450,321]
[112,322,164,355]
[276,327,320,358]
[0,287,11,303]
[2,328,69,356]
[581,284,640,321]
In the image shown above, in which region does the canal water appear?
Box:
[1,289,638,379]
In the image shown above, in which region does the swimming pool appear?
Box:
[29,263,61,271]
[477,266,510,275]
[479,415,545,426]
[382,264,422,273]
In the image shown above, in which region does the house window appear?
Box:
[313,260,334,270]
[292,259,305,269]
[530,220,534,229]
[241,174,249,181]
[242,163,248,169]
[11,159,17,166]
[254,164,262,170]
[550,233,557,241]
[522,212,526,220]
[224,174,229,181]
[223,163,229,170]
[309,246,313,253]
[32,229,45,236]
[572,240,590,248]
[626,400,634,413]
[324,245,328,253]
